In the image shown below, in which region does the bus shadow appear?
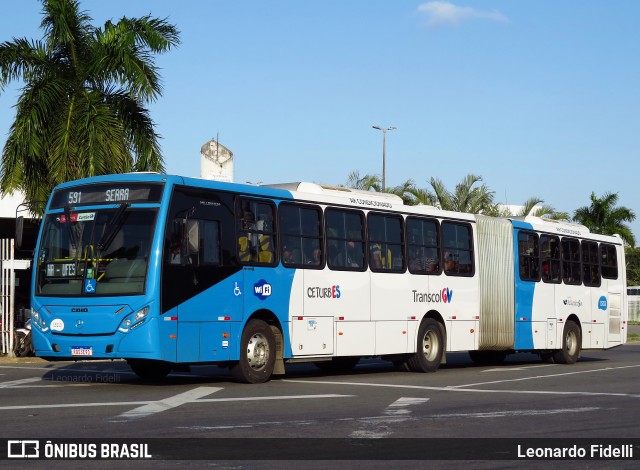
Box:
[37,352,612,386]
[39,361,236,386]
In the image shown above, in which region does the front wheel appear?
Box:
[231,319,276,383]
[406,318,444,373]
[552,320,581,364]
[14,331,33,357]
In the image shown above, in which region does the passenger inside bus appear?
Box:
[371,245,383,269]
[282,245,294,265]
[308,247,322,265]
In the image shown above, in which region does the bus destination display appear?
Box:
[51,183,164,208]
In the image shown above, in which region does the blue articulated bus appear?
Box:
[30,173,628,383]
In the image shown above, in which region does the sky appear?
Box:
[1,1,639,239]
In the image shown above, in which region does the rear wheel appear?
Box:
[231,319,276,383]
[127,359,173,380]
[406,318,444,373]
[553,320,581,364]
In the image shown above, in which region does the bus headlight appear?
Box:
[134,306,149,322]
[118,307,149,333]
[31,308,47,330]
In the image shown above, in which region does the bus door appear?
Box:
[539,234,561,349]
[164,187,241,363]
[601,243,624,346]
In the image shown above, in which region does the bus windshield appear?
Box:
[36,207,157,296]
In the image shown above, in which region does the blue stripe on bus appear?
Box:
[512,223,535,350]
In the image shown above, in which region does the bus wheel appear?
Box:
[468,350,508,365]
[14,331,33,357]
[127,359,172,380]
[231,319,276,384]
[314,357,360,373]
[553,320,581,364]
[407,318,444,373]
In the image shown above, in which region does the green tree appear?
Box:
[428,174,496,213]
[499,196,569,220]
[386,179,421,206]
[625,246,640,286]
[0,0,180,210]
[573,192,636,246]
[346,170,381,192]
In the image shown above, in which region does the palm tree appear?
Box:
[0,0,180,211]
[346,170,381,192]
[386,179,420,205]
[573,192,636,246]
[500,196,569,220]
[428,174,496,214]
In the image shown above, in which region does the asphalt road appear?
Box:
[0,340,639,468]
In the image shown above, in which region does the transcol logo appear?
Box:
[412,287,453,304]
[253,279,272,300]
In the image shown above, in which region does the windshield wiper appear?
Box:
[63,205,80,250]
[98,203,129,252]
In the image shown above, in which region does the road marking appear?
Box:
[0,377,46,388]
[113,386,222,420]
[449,364,640,389]
[0,385,353,423]
[350,397,430,438]
[196,393,353,403]
[284,374,640,398]
[482,364,557,372]
[384,397,430,416]
[430,407,601,419]
[0,400,151,411]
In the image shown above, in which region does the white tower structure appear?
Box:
[200,138,234,182]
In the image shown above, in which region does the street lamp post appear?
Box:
[372,125,396,192]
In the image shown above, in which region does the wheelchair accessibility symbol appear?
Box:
[84,279,97,294]
[233,281,242,297]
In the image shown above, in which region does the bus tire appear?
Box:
[14,331,33,357]
[314,356,360,373]
[127,359,172,380]
[407,318,444,373]
[468,350,508,365]
[553,320,581,364]
[231,319,276,384]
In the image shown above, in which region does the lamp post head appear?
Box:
[372,125,396,132]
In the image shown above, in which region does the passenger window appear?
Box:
[368,213,405,273]
[561,238,581,285]
[236,199,276,266]
[600,243,618,279]
[407,217,440,275]
[278,203,323,268]
[326,209,365,270]
[518,231,540,281]
[540,235,561,283]
[582,241,600,287]
[442,222,474,276]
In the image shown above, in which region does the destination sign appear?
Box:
[50,183,164,208]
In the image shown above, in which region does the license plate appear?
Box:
[71,346,93,356]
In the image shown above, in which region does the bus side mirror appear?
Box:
[15,216,24,249]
